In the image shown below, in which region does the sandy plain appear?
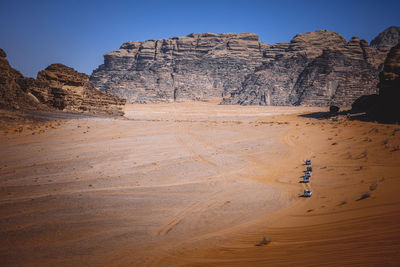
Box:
[1,102,400,266]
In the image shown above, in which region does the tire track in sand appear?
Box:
[185,123,314,196]
[155,121,236,236]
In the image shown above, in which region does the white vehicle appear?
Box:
[304,189,312,197]
[305,171,312,176]
[303,176,310,183]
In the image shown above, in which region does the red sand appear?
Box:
[1,102,399,266]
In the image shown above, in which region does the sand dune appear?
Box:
[1,102,399,266]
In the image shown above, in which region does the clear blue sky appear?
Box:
[0,0,399,77]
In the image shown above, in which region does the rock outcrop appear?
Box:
[30,64,126,116]
[290,37,384,106]
[0,48,46,110]
[0,50,126,116]
[91,32,269,103]
[223,32,388,107]
[91,27,398,107]
[370,26,400,52]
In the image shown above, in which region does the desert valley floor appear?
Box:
[1,102,400,266]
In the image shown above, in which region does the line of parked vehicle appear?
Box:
[302,160,312,197]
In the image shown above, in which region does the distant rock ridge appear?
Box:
[370,26,400,52]
[0,50,126,115]
[91,27,399,107]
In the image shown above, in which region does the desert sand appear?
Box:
[1,102,400,266]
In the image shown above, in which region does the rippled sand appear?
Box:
[1,102,399,266]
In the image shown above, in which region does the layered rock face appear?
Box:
[0,49,45,110]
[223,32,388,107]
[91,27,397,107]
[91,33,269,103]
[31,64,126,116]
[290,37,385,106]
[0,50,125,116]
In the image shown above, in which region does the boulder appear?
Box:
[329,105,340,114]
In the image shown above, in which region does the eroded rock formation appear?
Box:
[224,33,387,107]
[91,32,268,103]
[0,48,46,110]
[0,50,125,116]
[31,64,126,116]
[91,27,398,107]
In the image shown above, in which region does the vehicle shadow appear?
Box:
[298,194,311,198]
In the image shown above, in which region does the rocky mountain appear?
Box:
[370,26,400,52]
[223,32,388,107]
[91,27,398,107]
[91,32,269,103]
[30,64,126,116]
[0,49,125,116]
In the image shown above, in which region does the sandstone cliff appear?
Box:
[223,32,388,107]
[91,27,398,107]
[91,32,268,103]
[291,37,384,106]
[30,64,126,116]
[0,50,125,116]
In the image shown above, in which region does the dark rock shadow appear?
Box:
[1,108,116,123]
[299,109,399,124]
[299,109,352,120]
